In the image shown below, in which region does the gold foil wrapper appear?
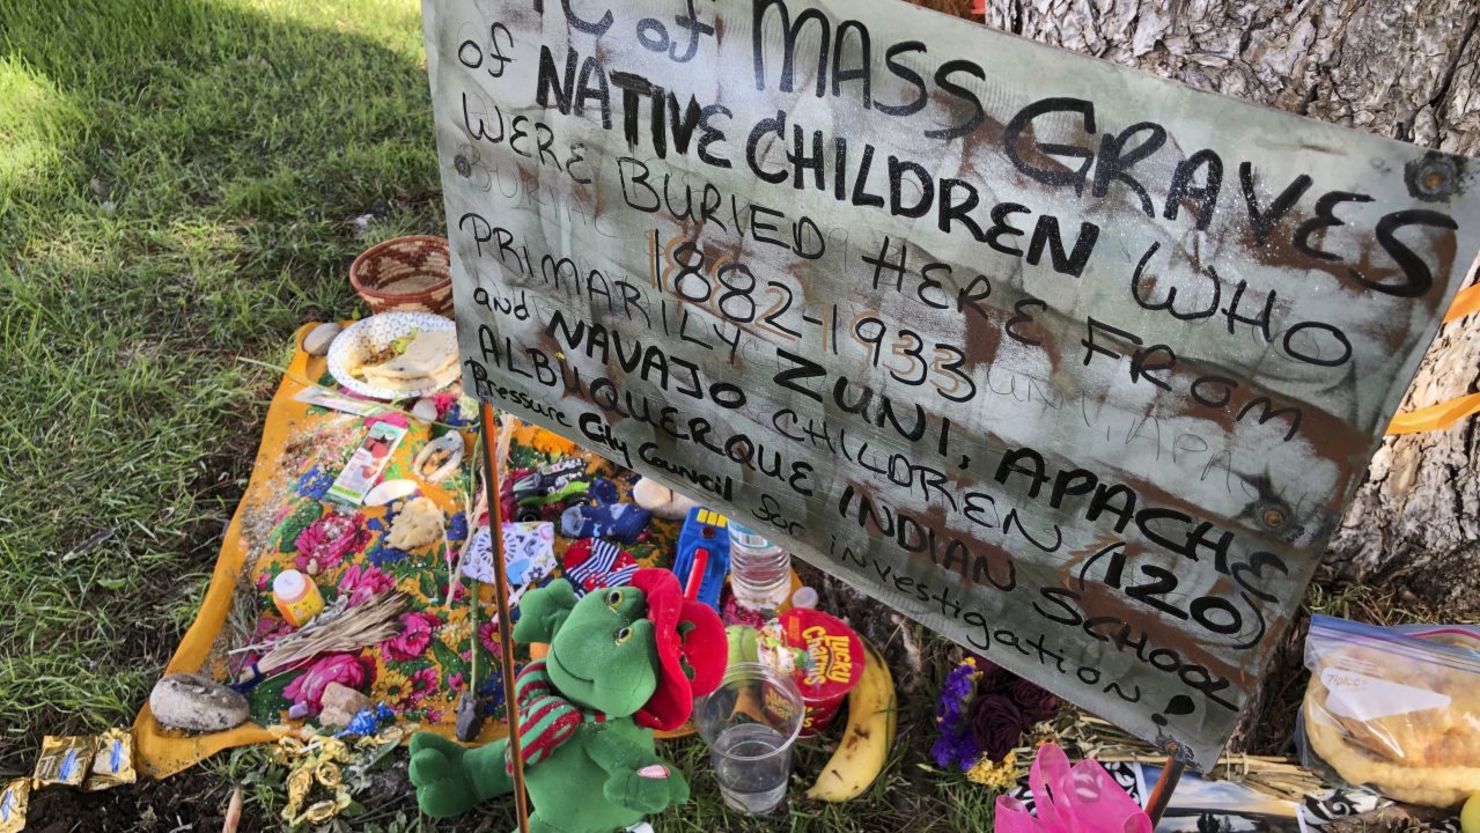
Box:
[302,798,340,825]
[83,728,136,791]
[285,766,314,816]
[0,779,29,833]
[33,736,97,787]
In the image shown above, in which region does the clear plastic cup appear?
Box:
[727,522,792,611]
[694,662,804,815]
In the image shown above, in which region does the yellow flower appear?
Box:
[965,751,1019,791]
[380,667,411,704]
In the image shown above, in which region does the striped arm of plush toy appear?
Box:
[504,660,582,774]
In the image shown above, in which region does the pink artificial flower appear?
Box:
[337,564,395,607]
[479,621,502,655]
[432,392,458,417]
[425,709,443,723]
[283,653,375,714]
[381,611,442,662]
[257,572,271,591]
[447,672,465,692]
[294,512,368,573]
[253,616,294,645]
[408,667,439,705]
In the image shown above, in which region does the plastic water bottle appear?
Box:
[727,522,792,611]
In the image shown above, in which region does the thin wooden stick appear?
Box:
[479,402,530,833]
[1143,756,1186,825]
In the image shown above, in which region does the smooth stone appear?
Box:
[150,673,250,733]
[632,478,672,512]
[633,477,700,521]
[667,491,700,518]
[411,398,439,422]
[364,479,418,507]
[303,322,342,356]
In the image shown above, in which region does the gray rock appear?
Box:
[150,673,250,733]
[455,693,484,741]
[303,322,342,356]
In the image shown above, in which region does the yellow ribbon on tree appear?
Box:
[1383,284,1480,435]
[1444,283,1480,324]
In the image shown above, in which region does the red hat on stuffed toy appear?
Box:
[630,568,726,731]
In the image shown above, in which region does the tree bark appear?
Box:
[914,0,1480,611]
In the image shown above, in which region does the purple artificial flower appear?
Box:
[933,659,985,769]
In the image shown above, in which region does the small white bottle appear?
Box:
[727,522,792,611]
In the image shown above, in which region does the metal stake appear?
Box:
[1143,756,1186,827]
[479,402,530,833]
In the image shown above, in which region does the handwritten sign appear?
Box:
[420,0,1480,766]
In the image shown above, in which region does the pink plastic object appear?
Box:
[994,744,1153,833]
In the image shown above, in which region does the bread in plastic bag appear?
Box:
[1298,614,1480,808]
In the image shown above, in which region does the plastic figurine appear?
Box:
[408,569,725,832]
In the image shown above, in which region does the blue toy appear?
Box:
[672,508,731,611]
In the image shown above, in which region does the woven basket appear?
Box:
[349,235,454,316]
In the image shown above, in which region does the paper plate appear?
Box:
[326,312,459,401]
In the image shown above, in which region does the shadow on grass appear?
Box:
[0,0,443,827]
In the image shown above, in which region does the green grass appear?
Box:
[0,1,998,829]
[0,0,437,769]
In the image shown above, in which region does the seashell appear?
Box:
[413,433,465,483]
[411,397,439,422]
[364,479,418,506]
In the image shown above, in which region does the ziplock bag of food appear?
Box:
[1298,614,1480,808]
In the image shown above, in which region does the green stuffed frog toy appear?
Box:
[408,568,726,832]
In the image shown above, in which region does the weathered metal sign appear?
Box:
[420,0,1480,766]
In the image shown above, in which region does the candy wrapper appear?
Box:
[755,619,807,676]
[83,728,136,791]
[33,735,97,787]
[0,779,28,833]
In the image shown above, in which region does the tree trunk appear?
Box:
[914,0,1480,611]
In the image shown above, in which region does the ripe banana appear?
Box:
[805,637,896,802]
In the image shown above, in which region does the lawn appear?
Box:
[0,1,993,829]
